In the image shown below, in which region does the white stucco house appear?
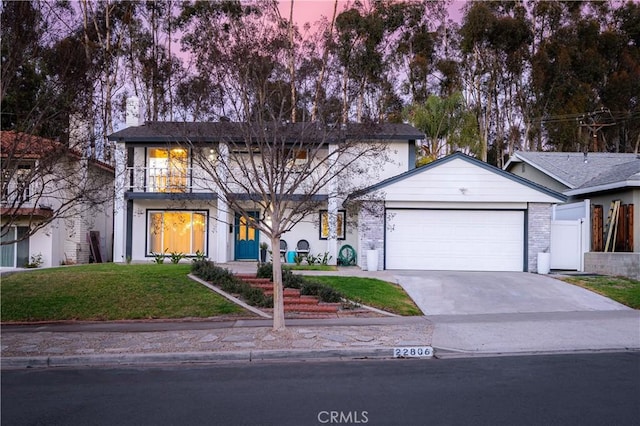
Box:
[108,110,568,273]
[1,131,114,268]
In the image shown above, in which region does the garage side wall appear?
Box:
[358,201,384,269]
[528,203,552,273]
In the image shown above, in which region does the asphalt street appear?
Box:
[2,352,639,426]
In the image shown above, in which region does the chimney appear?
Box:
[126,96,140,128]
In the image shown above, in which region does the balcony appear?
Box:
[124,166,216,200]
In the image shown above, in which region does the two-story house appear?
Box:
[1,131,114,268]
[109,107,566,273]
[107,119,423,266]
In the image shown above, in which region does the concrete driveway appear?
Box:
[390,271,631,316]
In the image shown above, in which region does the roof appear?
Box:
[565,158,640,196]
[350,152,567,202]
[503,151,639,189]
[107,121,424,143]
[1,131,114,173]
[1,131,63,159]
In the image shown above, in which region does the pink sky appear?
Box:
[280,0,466,26]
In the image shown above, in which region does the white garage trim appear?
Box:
[385,209,526,271]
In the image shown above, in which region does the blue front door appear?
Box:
[234,212,259,260]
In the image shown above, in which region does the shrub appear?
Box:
[283,269,305,289]
[301,279,345,303]
[193,261,272,308]
[256,262,273,280]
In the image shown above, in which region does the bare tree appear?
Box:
[186,121,392,331]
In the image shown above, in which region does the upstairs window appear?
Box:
[147,148,188,192]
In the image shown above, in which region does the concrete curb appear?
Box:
[1,347,410,370]
[4,346,637,370]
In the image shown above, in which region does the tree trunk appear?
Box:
[271,235,285,330]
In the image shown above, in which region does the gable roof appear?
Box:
[108,121,424,143]
[350,152,567,202]
[503,151,639,189]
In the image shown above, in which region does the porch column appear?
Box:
[113,142,127,262]
[326,142,338,265]
[214,143,230,263]
[327,195,339,266]
[215,197,229,263]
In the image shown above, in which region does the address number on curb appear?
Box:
[393,346,433,358]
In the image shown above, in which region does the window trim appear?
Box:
[145,209,208,257]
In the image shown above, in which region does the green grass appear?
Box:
[0,263,244,322]
[308,276,422,316]
[560,275,640,309]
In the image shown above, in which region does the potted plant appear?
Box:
[259,242,268,263]
[366,241,378,271]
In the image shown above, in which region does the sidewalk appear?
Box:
[1,317,434,368]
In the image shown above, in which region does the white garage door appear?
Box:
[386,209,525,271]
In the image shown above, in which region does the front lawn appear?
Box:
[0,264,245,322]
[308,276,422,316]
[560,275,640,309]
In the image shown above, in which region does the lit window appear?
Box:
[148,211,206,255]
[147,148,188,192]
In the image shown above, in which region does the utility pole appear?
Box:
[577,108,616,152]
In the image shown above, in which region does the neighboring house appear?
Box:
[352,152,566,272]
[504,151,639,278]
[107,120,422,266]
[0,131,114,268]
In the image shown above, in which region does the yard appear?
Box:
[0,263,421,322]
[560,275,640,309]
[0,264,244,322]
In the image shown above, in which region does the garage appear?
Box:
[352,153,567,273]
[385,209,525,271]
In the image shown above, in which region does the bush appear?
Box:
[319,285,343,303]
[256,262,273,280]
[283,269,305,289]
[193,261,272,308]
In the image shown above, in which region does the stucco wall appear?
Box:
[357,201,384,270]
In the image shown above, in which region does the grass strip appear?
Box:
[560,275,640,309]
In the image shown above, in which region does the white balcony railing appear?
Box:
[126,166,207,193]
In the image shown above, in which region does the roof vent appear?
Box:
[219,116,231,122]
[583,152,588,163]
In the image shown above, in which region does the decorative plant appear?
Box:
[193,250,208,262]
[25,253,44,268]
[320,252,332,265]
[169,251,186,264]
[151,249,168,264]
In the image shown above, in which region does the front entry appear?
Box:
[234,212,259,260]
